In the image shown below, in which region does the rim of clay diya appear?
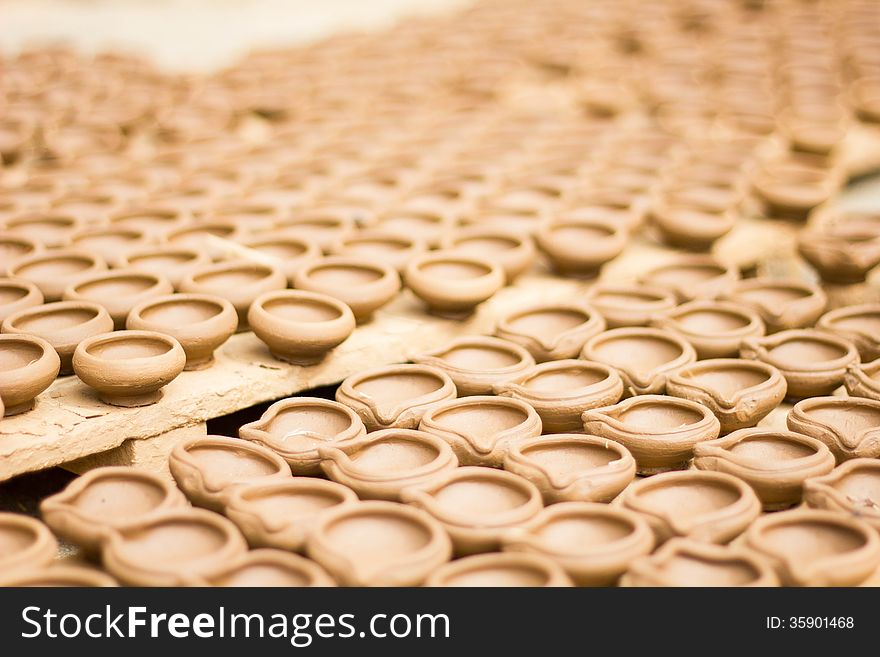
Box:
[201,549,336,587]
[0,512,58,572]
[496,301,605,353]
[0,565,118,587]
[694,428,835,476]
[845,358,880,400]
[582,394,719,438]
[495,359,624,402]
[249,289,355,335]
[128,292,237,333]
[740,329,858,374]
[585,283,678,324]
[294,256,400,300]
[425,552,572,587]
[7,248,107,298]
[787,396,880,459]
[413,335,536,378]
[667,358,786,410]
[803,458,880,525]
[653,299,765,339]
[405,251,505,295]
[0,232,42,261]
[637,255,738,300]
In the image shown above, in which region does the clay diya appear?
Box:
[405,251,505,318]
[120,245,212,289]
[331,230,426,273]
[787,396,880,461]
[649,197,737,251]
[441,226,535,282]
[101,507,249,586]
[751,160,838,220]
[0,233,41,267]
[502,502,654,586]
[164,221,245,261]
[225,478,358,552]
[126,293,237,370]
[818,304,880,362]
[2,300,114,374]
[179,259,287,329]
[693,429,836,509]
[740,329,858,399]
[0,565,118,587]
[0,512,58,574]
[239,397,366,474]
[585,282,677,328]
[413,335,535,396]
[798,223,880,284]
[418,395,542,467]
[493,359,624,432]
[0,334,59,415]
[293,256,400,323]
[401,466,542,555]
[375,209,454,248]
[666,359,787,433]
[68,226,148,267]
[425,552,572,587]
[620,538,779,587]
[617,470,761,544]
[495,301,606,362]
[845,358,880,402]
[109,206,189,240]
[319,429,458,501]
[723,278,827,333]
[637,255,739,302]
[743,509,880,586]
[803,459,880,531]
[581,327,696,396]
[63,269,174,329]
[240,233,322,284]
[3,212,81,249]
[72,329,186,406]
[7,248,107,301]
[583,395,720,474]
[274,211,357,252]
[40,465,187,556]
[201,549,335,587]
[169,435,291,511]
[535,218,628,277]
[335,363,456,431]
[306,501,452,586]
[248,289,356,365]
[650,300,765,359]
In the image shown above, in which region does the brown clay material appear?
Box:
[740,329,858,399]
[120,245,212,290]
[585,282,677,328]
[248,289,356,365]
[241,233,322,285]
[63,269,174,329]
[201,549,336,587]
[224,478,358,553]
[40,465,187,557]
[441,226,535,282]
[405,251,505,318]
[294,256,400,323]
[617,470,761,544]
[3,212,82,249]
[0,233,42,268]
[68,226,148,267]
[844,358,880,402]
[798,224,880,284]
[306,500,452,587]
[425,552,573,587]
[650,300,765,359]
[375,209,454,248]
[751,160,838,220]
[666,359,787,433]
[0,334,60,415]
[693,429,836,510]
[164,221,246,261]
[72,329,186,406]
[494,359,624,433]
[723,278,827,333]
[331,230,426,273]
[818,304,880,362]
[495,301,606,362]
[648,196,737,251]
[0,277,43,323]
[637,255,739,302]
[582,395,720,474]
[787,396,880,461]
[581,327,697,396]
[7,248,107,301]
[239,396,367,475]
[401,466,542,555]
[803,459,880,531]
[109,206,189,240]
[535,218,627,277]
[0,564,118,587]
[502,502,654,586]
[335,363,456,431]
[275,211,358,252]
[0,512,58,574]
[2,300,113,375]
[417,395,542,467]
[743,509,880,586]
[319,429,458,501]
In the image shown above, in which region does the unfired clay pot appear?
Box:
[126,293,237,370]
[723,278,827,333]
[239,397,366,474]
[535,218,628,277]
[224,478,359,553]
[844,358,880,402]
[40,465,187,557]
[585,283,677,328]
[405,251,505,318]
[651,300,765,359]
[3,212,82,249]
[201,549,335,587]
[666,359,787,433]
[581,327,697,396]
[331,230,426,273]
[0,277,43,323]
[418,395,542,467]
[401,466,542,555]
[798,223,880,284]
[109,206,189,240]
[649,197,737,251]
[294,256,400,323]
[583,395,720,474]
[335,363,456,431]
[502,502,654,586]
[0,334,60,415]
[743,509,880,586]
[7,248,107,301]
[0,565,118,587]
[72,330,186,406]
[2,300,114,374]
[637,255,739,302]
[787,396,880,461]
[63,269,174,329]
[804,459,880,531]
[495,301,606,362]
[306,500,452,587]
[818,304,880,362]
[751,161,837,220]
[248,289,356,365]
[693,429,836,509]
[68,226,148,267]
[0,512,57,574]
[0,233,41,269]
[120,245,212,289]
[620,538,779,587]
[413,335,535,396]
[617,470,761,544]
[241,233,322,284]
[375,209,454,248]
[319,429,458,501]
[164,220,245,261]
[425,552,572,587]
[441,225,535,282]
[275,211,358,252]
[740,329,858,399]
[494,359,624,433]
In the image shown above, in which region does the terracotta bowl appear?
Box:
[648,197,737,251]
[723,278,827,333]
[274,211,358,252]
[0,334,60,415]
[68,226,148,267]
[120,245,212,289]
[425,552,572,587]
[0,565,117,587]
[240,233,322,285]
[751,161,837,220]
[248,289,356,365]
[637,255,739,302]
[164,220,246,261]
[804,458,880,531]
[294,256,400,323]
[0,232,42,267]
[535,218,628,277]
[818,304,880,362]
[585,282,677,328]
[109,206,189,240]
[63,269,174,329]
[200,549,336,587]
[441,225,535,282]
[2,300,114,374]
[331,229,426,273]
[7,248,107,301]
[239,396,366,475]
[3,212,82,249]
[798,224,880,284]
[0,276,43,323]
[0,512,58,573]
[495,301,606,362]
[651,300,765,359]
[405,251,505,318]
[72,329,186,406]
[787,396,880,461]
[375,208,455,248]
